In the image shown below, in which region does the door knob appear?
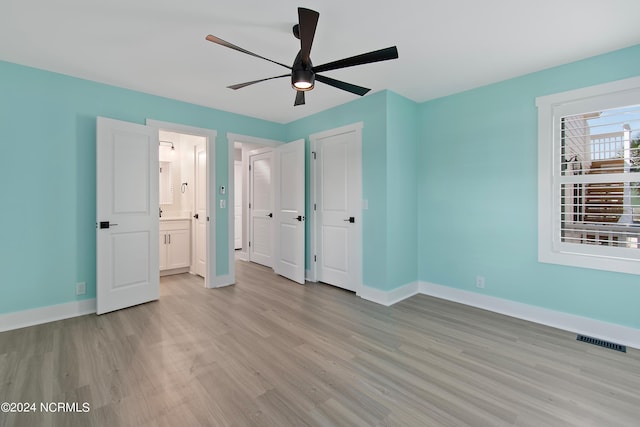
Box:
[343,217,355,223]
[193,213,199,219]
[267,213,273,218]
[293,215,304,222]
[99,221,119,229]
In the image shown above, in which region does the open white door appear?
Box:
[273,139,306,284]
[96,117,159,314]
[249,149,273,267]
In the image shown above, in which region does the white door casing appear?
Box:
[273,139,306,284]
[96,117,160,315]
[228,134,281,275]
[311,123,363,292]
[234,161,243,250]
[249,149,273,267]
[194,143,207,277]
[146,120,217,288]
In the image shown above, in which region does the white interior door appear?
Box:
[313,126,362,292]
[234,160,243,249]
[249,149,273,267]
[194,143,207,278]
[96,117,159,314]
[273,139,305,284]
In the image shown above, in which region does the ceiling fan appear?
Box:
[205,7,399,106]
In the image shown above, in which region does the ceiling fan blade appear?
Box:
[206,35,291,70]
[313,46,399,73]
[298,8,319,65]
[294,90,305,106]
[227,74,290,90]
[315,74,370,96]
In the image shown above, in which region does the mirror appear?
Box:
[159,161,173,205]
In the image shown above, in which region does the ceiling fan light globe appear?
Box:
[293,81,313,90]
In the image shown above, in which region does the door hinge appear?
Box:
[314,255,317,262]
[312,151,316,160]
[249,241,251,247]
[249,165,252,171]
[249,202,251,209]
[313,203,316,211]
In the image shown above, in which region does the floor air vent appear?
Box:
[576,334,626,353]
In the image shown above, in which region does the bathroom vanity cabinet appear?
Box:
[159,219,190,273]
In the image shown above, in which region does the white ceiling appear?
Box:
[2,0,640,124]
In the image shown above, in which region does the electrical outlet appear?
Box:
[475,276,485,289]
[76,282,86,296]
[220,199,226,209]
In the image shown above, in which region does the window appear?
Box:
[537,77,640,274]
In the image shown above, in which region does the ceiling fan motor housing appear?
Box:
[291,52,314,91]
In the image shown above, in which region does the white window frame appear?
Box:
[537,76,640,275]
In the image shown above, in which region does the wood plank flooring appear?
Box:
[1,260,639,426]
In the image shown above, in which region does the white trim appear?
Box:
[419,281,640,350]
[227,133,284,283]
[146,119,218,287]
[4,283,637,350]
[352,279,640,349]
[160,267,190,277]
[535,76,640,107]
[308,121,364,141]
[536,77,640,275]
[0,299,96,333]
[358,282,420,306]
[309,138,318,283]
[208,273,234,288]
[226,133,280,148]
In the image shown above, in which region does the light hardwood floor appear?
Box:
[1,261,639,426]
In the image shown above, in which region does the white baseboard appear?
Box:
[305,270,313,282]
[358,281,420,306]
[236,251,249,261]
[4,281,637,350]
[208,274,234,289]
[0,299,96,333]
[160,267,189,277]
[419,281,640,350]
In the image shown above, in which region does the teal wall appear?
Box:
[0,60,284,314]
[418,44,640,329]
[386,92,419,290]
[2,43,640,331]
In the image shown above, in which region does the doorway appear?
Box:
[230,138,278,265]
[157,130,207,280]
[97,117,218,315]
[227,133,305,285]
[147,120,217,288]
